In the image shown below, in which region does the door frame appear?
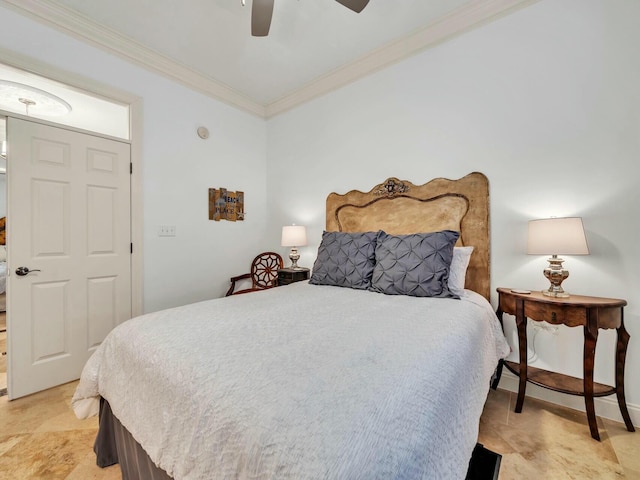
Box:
[0,46,144,318]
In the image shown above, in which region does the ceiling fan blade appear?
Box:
[252,0,275,37]
[335,0,369,13]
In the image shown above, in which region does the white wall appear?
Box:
[0,5,270,312]
[267,0,640,422]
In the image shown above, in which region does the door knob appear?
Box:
[15,267,41,276]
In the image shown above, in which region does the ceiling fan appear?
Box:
[249,0,370,37]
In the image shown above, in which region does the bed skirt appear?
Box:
[95,397,501,480]
[95,397,172,480]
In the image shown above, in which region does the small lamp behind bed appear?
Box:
[281,225,307,270]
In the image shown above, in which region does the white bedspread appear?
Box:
[73,282,509,480]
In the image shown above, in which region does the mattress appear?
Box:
[73,281,509,480]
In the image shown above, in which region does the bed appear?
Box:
[73,172,509,480]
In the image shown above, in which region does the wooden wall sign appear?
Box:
[209,188,245,221]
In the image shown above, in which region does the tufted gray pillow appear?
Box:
[370,230,460,298]
[309,231,379,289]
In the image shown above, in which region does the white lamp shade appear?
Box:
[281,225,307,247]
[527,217,589,255]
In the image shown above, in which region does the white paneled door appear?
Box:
[7,117,131,399]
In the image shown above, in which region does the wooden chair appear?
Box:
[226,252,284,296]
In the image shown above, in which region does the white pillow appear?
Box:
[448,246,474,296]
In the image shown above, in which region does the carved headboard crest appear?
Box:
[373,178,410,197]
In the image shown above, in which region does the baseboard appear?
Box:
[498,370,640,428]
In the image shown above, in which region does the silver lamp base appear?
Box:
[542,255,570,298]
[288,247,302,270]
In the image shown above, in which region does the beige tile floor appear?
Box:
[479,388,639,479]
[0,382,120,480]
[0,380,637,479]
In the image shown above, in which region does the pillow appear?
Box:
[370,230,460,298]
[449,246,474,296]
[309,231,379,289]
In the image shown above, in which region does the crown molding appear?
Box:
[1,0,537,119]
[265,0,539,117]
[0,0,265,117]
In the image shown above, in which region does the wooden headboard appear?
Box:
[326,172,490,300]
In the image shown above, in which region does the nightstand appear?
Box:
[496,287,635,441]
[277,267,310,286]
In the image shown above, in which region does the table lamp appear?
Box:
[527,217,589,297]
[281,225,307,270]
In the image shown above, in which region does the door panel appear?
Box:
[31,281,68,362]
[7,117,131,399]
[32,137,70,168]
[87,275,117,349]
[87,186,117,254]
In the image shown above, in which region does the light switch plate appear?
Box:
[158,225,176,237]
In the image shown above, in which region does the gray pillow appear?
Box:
[370,230,460,298]
[309,231,379,289]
